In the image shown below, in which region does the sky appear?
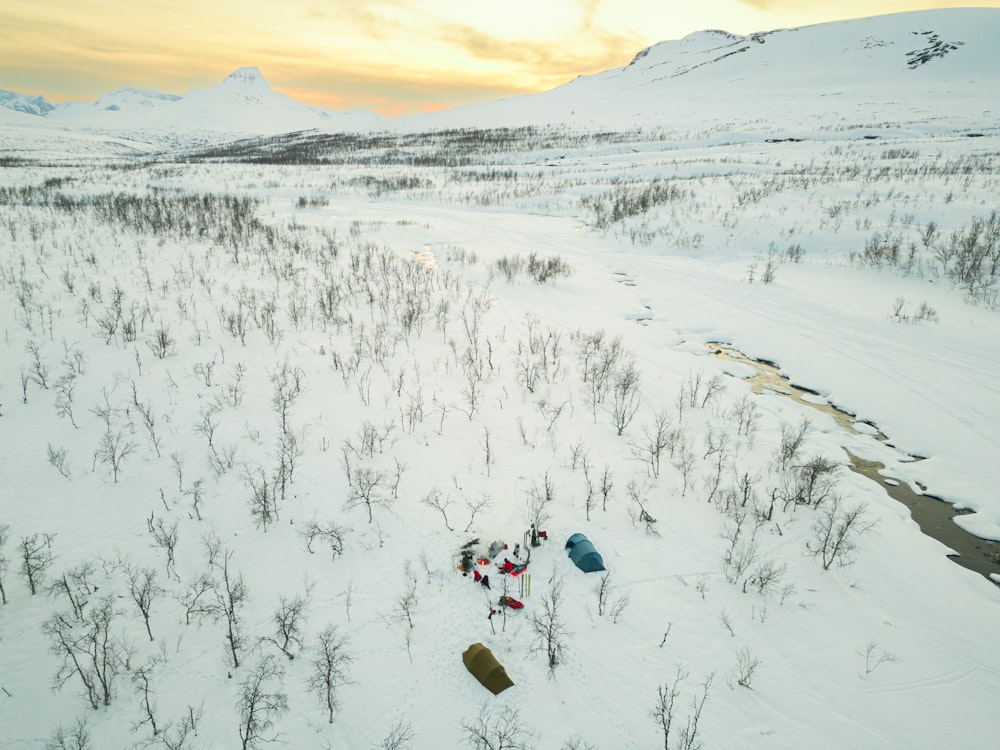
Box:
[2,0,998,115]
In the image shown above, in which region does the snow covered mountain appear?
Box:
[395,7,1000,134]
[2,8,998,143]
[2,67,381,145]
[0,88,56,116]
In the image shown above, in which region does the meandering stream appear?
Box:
[709,344,1000,582]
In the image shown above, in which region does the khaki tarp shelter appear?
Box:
[462,642,514,695]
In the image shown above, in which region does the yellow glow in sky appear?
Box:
[1,1,996,116]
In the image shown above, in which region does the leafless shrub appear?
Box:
[858,641,898,677]
[733,647,762,688]
[48,443,72,478]
[461,704,534,750]
[45,716,92,750]
[299,519,347,560]
[378,719,415,750]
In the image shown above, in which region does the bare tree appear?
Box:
[464,493,492,532]
[626,479,658,535]
[582,462,596,521]
[699,374,725,409]
[147,515,178,580]
[530,575,568,673]
[54,373,79,428]
[461,704,535,750]
[213,548,248,669]
[346,466,389,523]
[307,624,353,724]
[44,596,127,708]
[792,455,840,507]
[93,428,138,483]
[481,426,495,476]
[25,339,50,389]
[175,571,216,626]
[608,359,641,435]
[722,510,760,585]
[379,719,415,750]
[20,532,56,594]
[599,464,614,511]
[133,387,162,457]
[45,716,92,750]
[595,571,628,619]
[48,560,97,620]
[274,427,304,503]
[394,561,419,633]
[652,666,713,750]
[630,411,672,478]
[299,519,347,560]
[422,488,454,531]
[46,443,72,478]
[858,641,898,677]
[673,442,696,498]
[594,572,611,617]
[244,464,278,531]
[806,495,876,569]
[776,418,811,472]
[0,523,9,604]
[733,647,762,688]
[745,559,787,597]
[127,565,161,641]
[132,661,160,738]
[270,361,305,435]
[147,324,175,359]
[526,470,556,532]
[727,395,760,440]
[267,593,309,660]
[237,654,288,749]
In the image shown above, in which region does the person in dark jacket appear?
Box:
[480,574,491,590]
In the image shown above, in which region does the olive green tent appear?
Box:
[462,643,514,695]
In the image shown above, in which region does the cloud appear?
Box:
[435,21,642,82]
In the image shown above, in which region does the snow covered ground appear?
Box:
[1,8,999,750]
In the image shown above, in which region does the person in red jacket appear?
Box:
[500,558,514,574]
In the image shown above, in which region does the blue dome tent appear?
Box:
[565,533,606,573]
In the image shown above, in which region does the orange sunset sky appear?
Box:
[2,1,996,116]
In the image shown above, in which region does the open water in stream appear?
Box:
[709,344,1000,582]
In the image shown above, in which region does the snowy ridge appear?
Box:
[395,7,1000,132]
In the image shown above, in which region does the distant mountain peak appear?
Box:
[221,67,271,90]
[0,89,55,116]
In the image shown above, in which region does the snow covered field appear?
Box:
[2,8,1000,750]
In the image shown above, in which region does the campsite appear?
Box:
[1,8,1000,749]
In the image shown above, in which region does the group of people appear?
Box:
[460,539,530,593]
